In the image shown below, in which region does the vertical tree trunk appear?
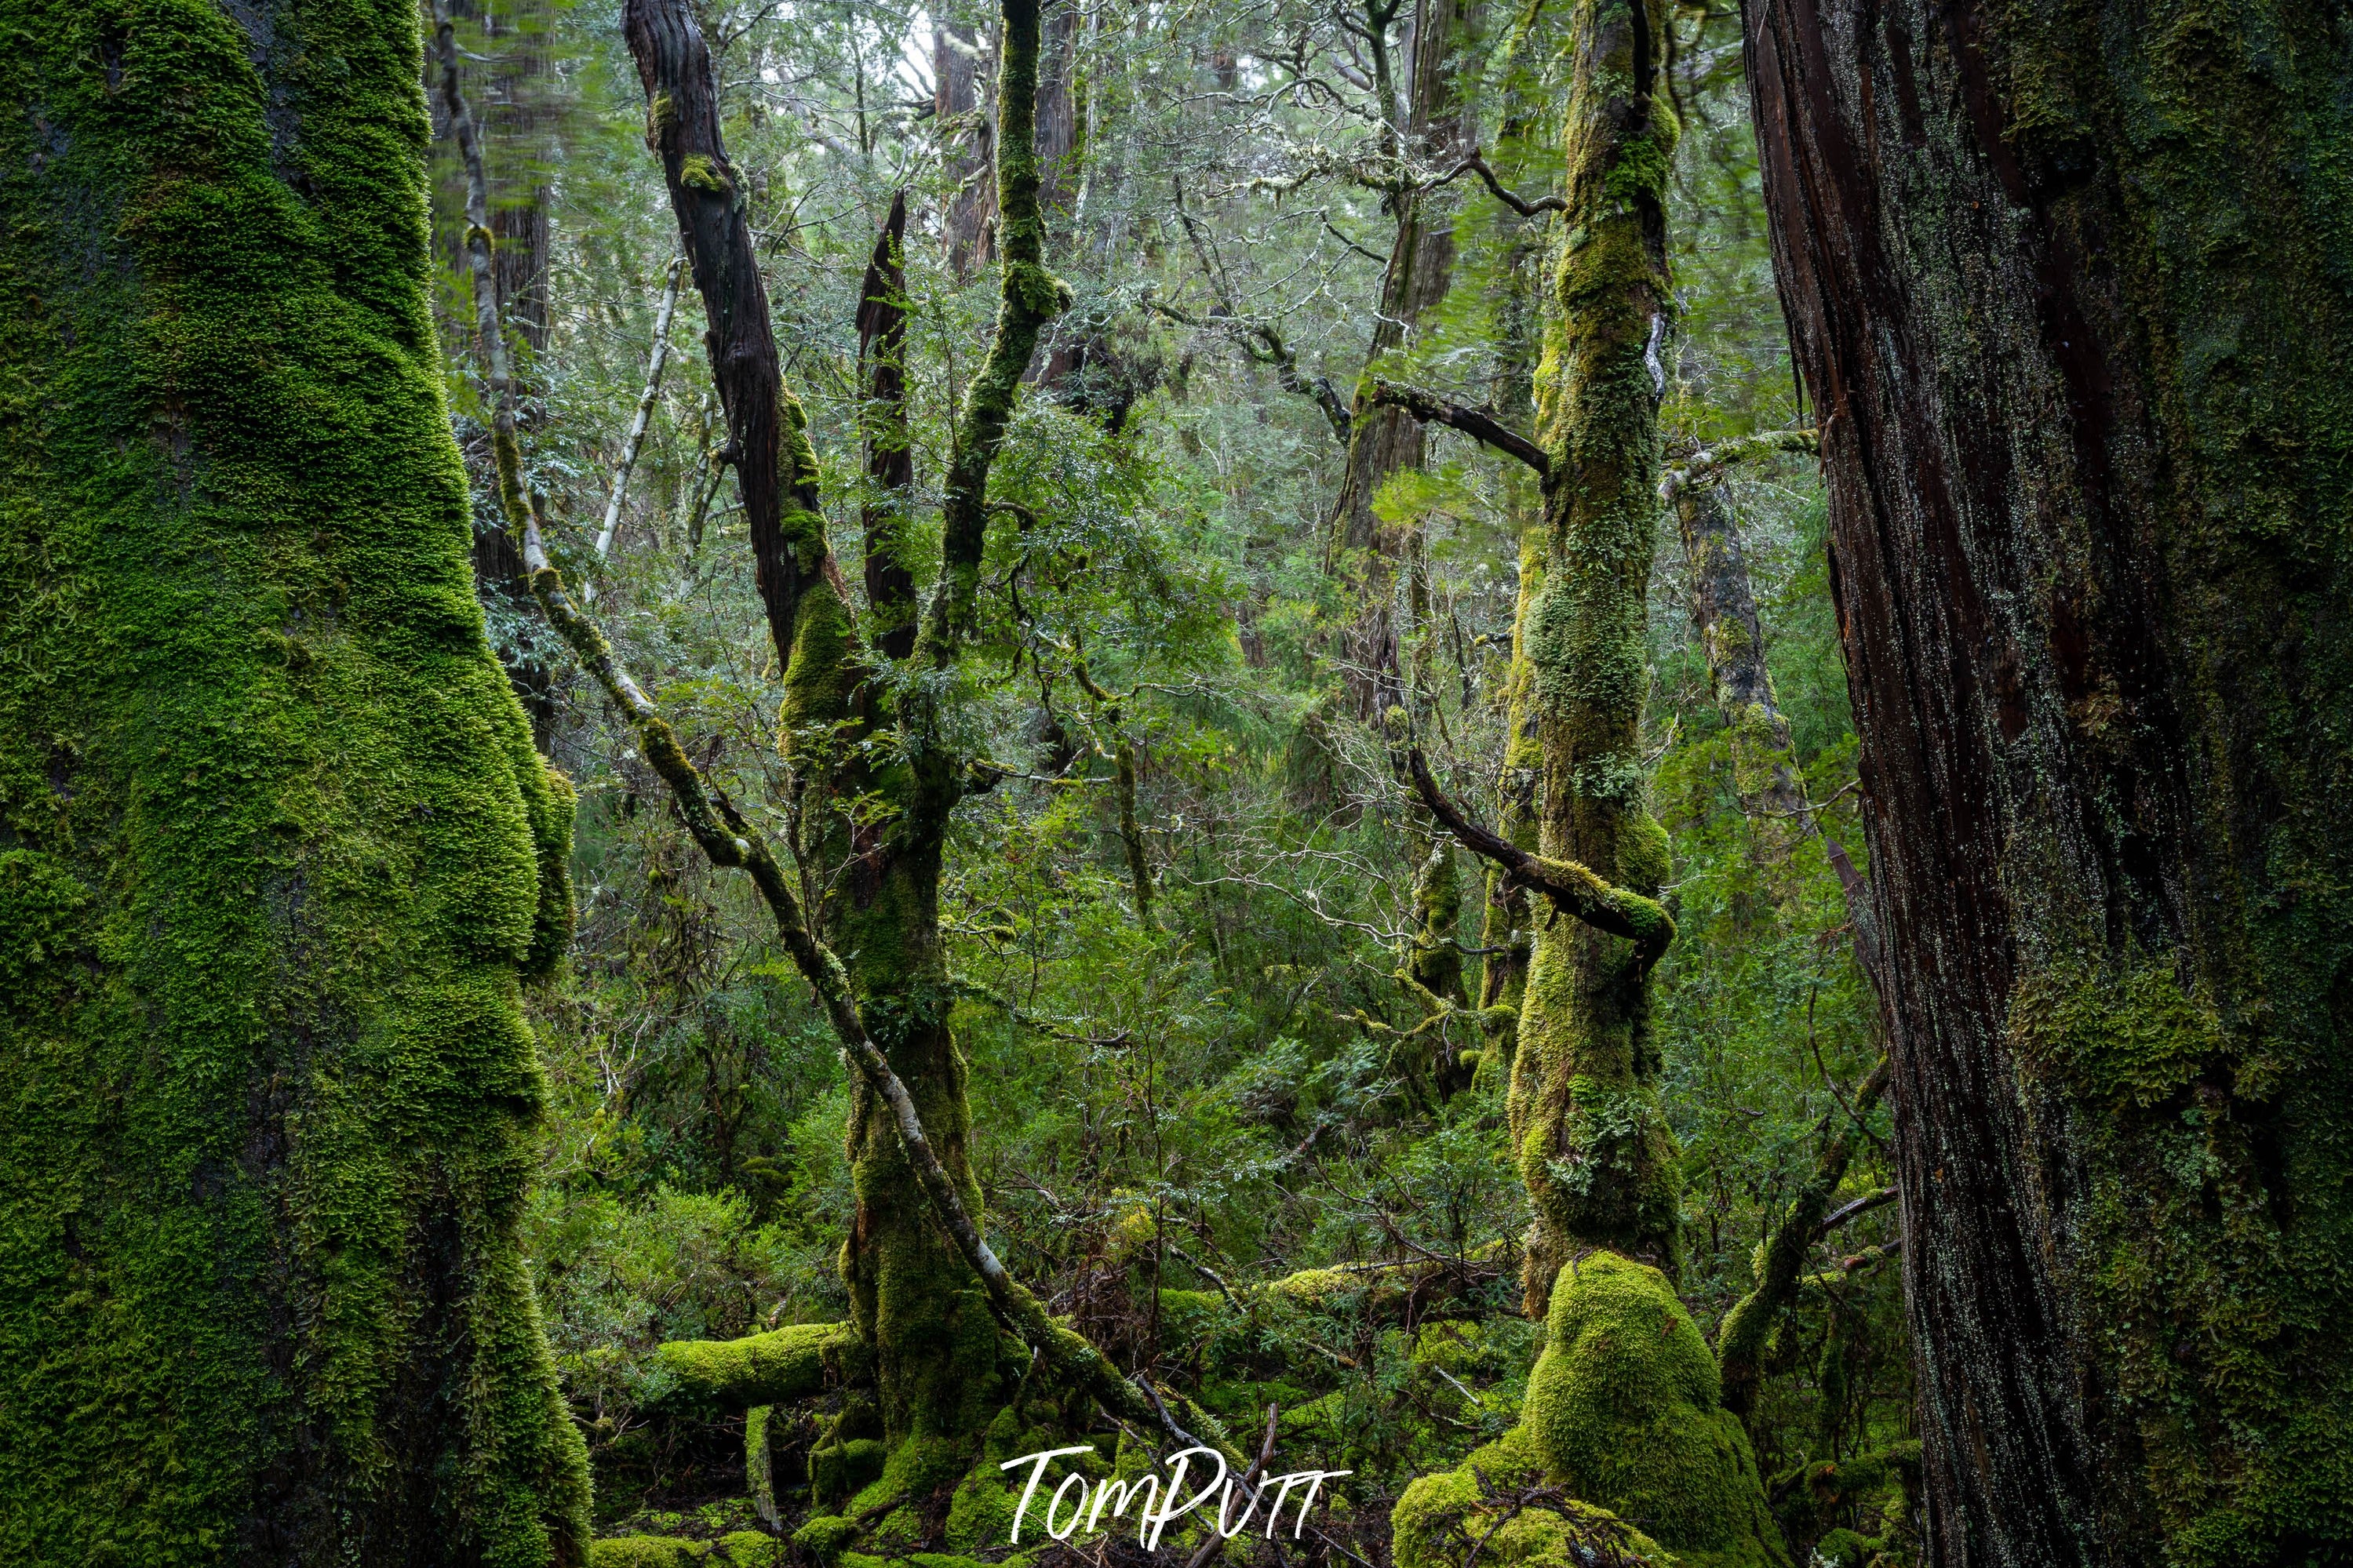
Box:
[1329,0,1483,709]
[1511,0,1681,1315]
[0,2,588,1562]
[628,0,1062,1472]
[935,13,995,280]
[860,193,918,662]
[1473,28,1554,1083]
[1747,0,2353,1556]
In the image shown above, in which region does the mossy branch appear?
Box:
[1366,380,1552,480]
[1714,1057,1891,1419]
[1657,427,1818,502]
[928,0,1068,652]
[1405,748,1673,969]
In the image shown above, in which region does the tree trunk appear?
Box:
[1746,0,2353,1556]
[0,3,588,1562]
[1511,0,1681,1315]
[935,14,995,280]
[860,193,918,661]
[628,0,1062,1470]
[1328,0,1482,715]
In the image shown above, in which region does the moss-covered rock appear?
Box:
[793,1513,864,1565]
[1393,1426,1664,1568]
[652,1321,865,1410]
[1524,1254,1787,1566]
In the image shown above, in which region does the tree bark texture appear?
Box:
[1747,0,2353,1557]
[626,0,814,672]
[934,15,995,279]
[860,191,919,661]
[0,2,589,1562]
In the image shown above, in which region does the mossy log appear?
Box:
[653,1322,869,1410]
[589,1534,785,1567]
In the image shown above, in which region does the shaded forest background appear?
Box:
[432,0,1899,1554]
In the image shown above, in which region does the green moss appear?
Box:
[677,154,732,196]
[1524,1255,1787,1566]
[0,849,90,989]
[2010,957,2238,1110]
[794,1514,864,1564]
[652,1320,863,1410]
[0,2,585,1561]
[810,1439,889,1504]
[1392,1427,1665,1568]
[589,1536,785,1567]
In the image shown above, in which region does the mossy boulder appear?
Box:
[1393,1426,1664,1568]
[1524,1254,1787,1566]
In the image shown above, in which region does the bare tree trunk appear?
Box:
[1747,0,2353,1555]
[935,14,996,279]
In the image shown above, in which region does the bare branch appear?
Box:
[1368,379,1550,480]
[1815,1184,1899,1239]
[590,253,687,579]
[1429,150,1567,217]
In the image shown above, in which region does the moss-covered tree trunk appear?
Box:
[1510,0,1681,1315]
[0,2,589,1562]
[628,0,1064,1486]
[1747,0,2353,1556]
